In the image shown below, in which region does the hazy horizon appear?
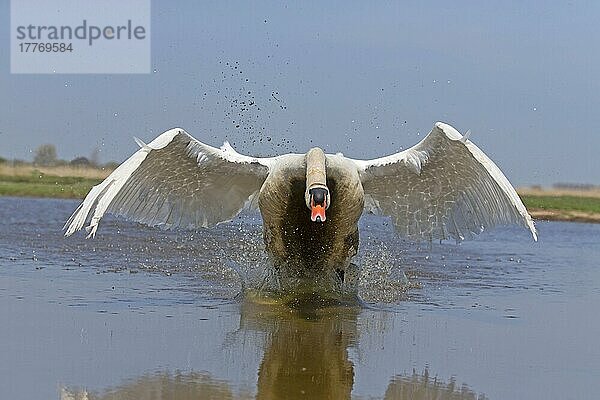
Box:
[1,1,599,186]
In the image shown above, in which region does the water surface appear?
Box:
[1,197,598,399]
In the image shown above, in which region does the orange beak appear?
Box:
[311,204,326,222]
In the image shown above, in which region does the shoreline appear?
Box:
[528,209,600,224]
[2,193,598,224]
[1,165,599,224]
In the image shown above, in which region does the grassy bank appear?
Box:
[0,165,109,199]
[521,195,600,214]
[521,195,600,223]
[518,187,600,223]
[1,164,599,223]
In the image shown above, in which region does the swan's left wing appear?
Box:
[64,128,273,237]
[348,122,536,241]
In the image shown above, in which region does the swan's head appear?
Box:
[307,186,330,223]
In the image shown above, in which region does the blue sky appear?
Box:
[1,1,598,186]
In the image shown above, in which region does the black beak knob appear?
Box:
[309,187,327,206]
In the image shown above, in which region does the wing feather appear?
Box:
[349,122,537,241]
[64,128,272,237]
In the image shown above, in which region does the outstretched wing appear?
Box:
[64,128,273,237]
[349,122,537,241]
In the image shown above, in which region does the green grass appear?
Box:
[521,195,600,214]
[0,172,101,199]
[2,172,600,217]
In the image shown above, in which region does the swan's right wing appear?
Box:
[348,122,536,242]
[64,128,273,237]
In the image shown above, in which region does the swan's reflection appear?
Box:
[384,369,487,400]
[61,300,485,400]
[60,372,248,400]
[244,298,359,399]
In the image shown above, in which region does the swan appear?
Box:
[64,122,536,292]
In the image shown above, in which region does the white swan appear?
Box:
[65,122,536,290]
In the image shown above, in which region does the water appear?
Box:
[0,197,599,399]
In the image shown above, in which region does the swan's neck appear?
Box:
[306,147,326,188]
[305,147,327,207]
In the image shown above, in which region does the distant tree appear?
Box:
[34,144,57,166]
[90,147,100,167]
[0,156,6,164]
[70,157,91,167]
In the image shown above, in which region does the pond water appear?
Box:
[0,196,599,399]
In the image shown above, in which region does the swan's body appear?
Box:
[258,150,365,289]
[65,122,536,292]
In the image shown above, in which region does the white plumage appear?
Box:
[351,122,536,241]
[65,122,536,245]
